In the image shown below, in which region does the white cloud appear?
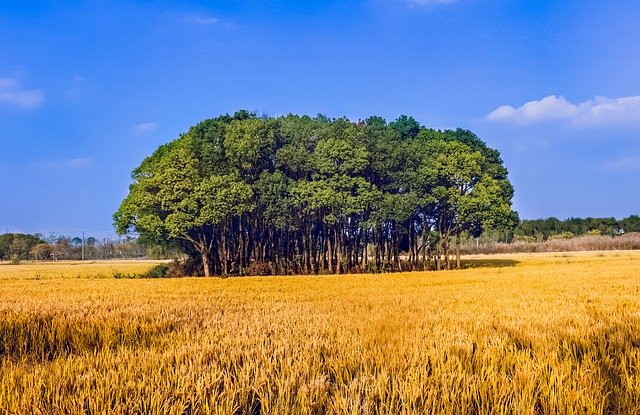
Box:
[134,122,158,133]
[602,156,640,172]
[0,77,44,109]
[486,95,640,127]
[32,158,94,170]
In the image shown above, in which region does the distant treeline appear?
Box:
[512,215,640,242]
[0,233,150,262]
[3,215,638,264]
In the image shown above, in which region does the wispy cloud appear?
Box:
[486,95,640,127]
[181,13,236,28]
[32,158,94,170]
[0,78,18,89]
[408,0,459,6]
[184,15,220,26]
[0,77,44,109]
[602,156,640,172]
[64,75,88,100]
[133,122,158,133]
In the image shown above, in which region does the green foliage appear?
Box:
[389,115,421,139]
[514,216,639,240]
[112,264,172,279]
[115,112,517,276]
[620,215,640,233]
[0,233,44,260]
[144,264,170,278]
[549,231,575,240]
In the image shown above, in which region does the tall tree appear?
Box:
[114,131,254,276]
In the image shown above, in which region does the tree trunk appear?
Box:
[326,227,333,274]
[335,227,341,274]
[222,230,228,276]
[361,228,367,269]
[421,222,428,270]
[436,235,442,271]
[201,252,211,277]
[408,224,414,270]
[456,231,461,270]
[444,236,450,270]
[394,233,402,272]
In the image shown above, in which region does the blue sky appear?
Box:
[1,0,639,235]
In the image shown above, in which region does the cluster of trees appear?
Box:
[513,215,640,241]
[115,111,516,276]
[0,233,43,261]
[0,233,146,261]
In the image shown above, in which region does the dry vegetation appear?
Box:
[462,232,640,255]
[1,253,640,414]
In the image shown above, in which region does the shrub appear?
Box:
[143,264,170,278]
[166,258,202,277]
[548,231,575,240]
[112,271,133,279]
[109,259,212,279]
[246,261,273,276]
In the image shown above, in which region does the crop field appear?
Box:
[0,260,166,280]
[1,252,640,414]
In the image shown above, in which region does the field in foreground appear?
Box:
[1,253,640,414]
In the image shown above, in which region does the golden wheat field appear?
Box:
[0,260,166,280]
[1,252,640,414]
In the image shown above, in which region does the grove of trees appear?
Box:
[0,233,43,261]
[0,233,146,262]
[114,111,517,276]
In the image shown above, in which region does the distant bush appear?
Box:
[9,254,20,265]
[548,231,575,240]
[112,271,134,279]
[113,263,171,279]
[143,264,170,278]
[111,258,208,279]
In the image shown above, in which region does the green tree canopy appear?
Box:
[0,233,44,260]
[115,112,517,276]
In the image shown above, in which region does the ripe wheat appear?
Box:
[1,252,639,414]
